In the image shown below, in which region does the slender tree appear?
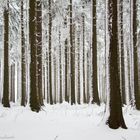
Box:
[59,29,62,103]
[92,0,100,105]
[54,50,57,104]
[48,0,53,105]
[21,0,26,106]
[82,5,86,103]
[29,0,40,112]
[107,0,127,129]
[65,38,69,102]
[129,0,133,104]
[64,13,69,103]
[2,0,10,107]
[77,29,80,104]
[70,0,75,105]
[87,50,90,103]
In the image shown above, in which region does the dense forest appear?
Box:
[0,0,140,131]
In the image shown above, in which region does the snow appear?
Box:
[0,103,140,140]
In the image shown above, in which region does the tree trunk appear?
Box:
[92,0,100,105]
[107,0,127,129]
[119,0,126,105]
[10,64,15,103]
[70,0,75,105]
[65,38,69,102]
[77,32,80,104]
[48,0,53,105]
[29,0,40,112]
[133,0,140,110]
[36,0,44,106]
[87,51,90,103]
[21,0,26,106]
[59,29,62,103]
[2,0,10,107]
[54,52,57,104]
[82,12,86,104]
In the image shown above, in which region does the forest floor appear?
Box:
[0,102,140,140]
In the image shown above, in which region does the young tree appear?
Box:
[65,38,69,102]
[87,50,90,103]
[82,3,86,103]
[92,0,100,105]
[2,0,10,107]
[70,0,75,105]
[107,0,127,129]
[29,0,40,112]
[59,29,62,103]
[77,29,80,104]
[53,49,57,104]
[64,11,69,103]
[48,0,53,105]
[21,0,26,106]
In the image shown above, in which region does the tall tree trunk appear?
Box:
[65,38,69,102]
[133,0,140,110]
[128,0,132,104]
[2,0,10,107]
[87,51,90,103]
[70,0,75,105]
[92,0,100,105]
[48,0,53,105]
[21,0,26,106]
[36,0,44,106]
[104,0,108,104]
[64,10,69,103]
[54,52,57,104]
[82,12,86,104]
[59,29,62,103]
[46,48,49,103]
[119,0,126,105]
[77,32,80,104]
[29,0,40,112]
[107,0,127,129]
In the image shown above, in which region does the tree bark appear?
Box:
[59,29,62,103]
[82,12,86,104]
[70,0,75,105]
[29,0,40,112]
[65,38,69,102]
[21,0,26,106]
[2,0,10,107]
[107,0,127,129]
[92,0,100,105]
[77,32,80,104]
[119,0,126,105]
[36,0,44,106]
[48,0,53,105]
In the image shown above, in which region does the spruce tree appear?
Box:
[29,0,40,112]
[2,0,10,108]
[107,0,127,129]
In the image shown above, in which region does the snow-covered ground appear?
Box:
[0,103,140,140]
